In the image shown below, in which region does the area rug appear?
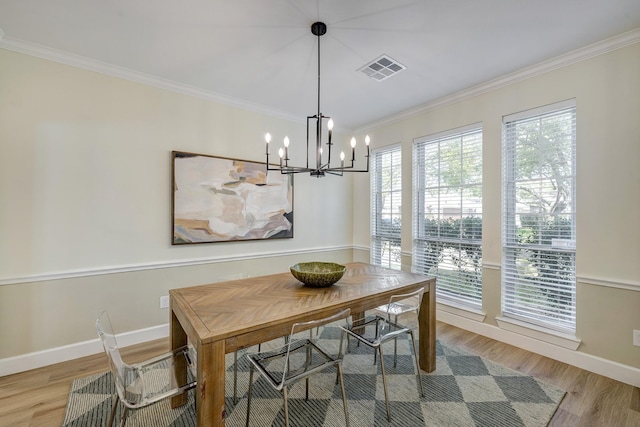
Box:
[63,326,565,426]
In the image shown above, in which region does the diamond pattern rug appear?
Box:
[63,326,565,426]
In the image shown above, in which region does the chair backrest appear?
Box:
[280,308,350,386]
[382,287,424,327]
[96,311,131,398]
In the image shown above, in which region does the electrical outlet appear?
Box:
[634,330,640,347]
[160,295,169,309]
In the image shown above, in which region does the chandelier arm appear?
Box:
[279,166,314,174]
[325,166,369,173]
[326,155,370,173]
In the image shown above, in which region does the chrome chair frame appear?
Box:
[340,288,425,421]
[245,309,351,427]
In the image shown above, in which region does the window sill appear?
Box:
[437,300,486,322]
[495,316,581,350]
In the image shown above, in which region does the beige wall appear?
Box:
[353,42,640,369]
[1,39,639,377]
[0,249,353,358]
[0,49,355,360]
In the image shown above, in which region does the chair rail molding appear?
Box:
[0,245,353,286]
[577,275,640,292]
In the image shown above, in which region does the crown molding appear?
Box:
[359,27,640,132]
[2,26,638,134]
[0,35,306,126]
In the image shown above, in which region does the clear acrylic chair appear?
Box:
[340,288,425,421]
[96,311,197,427]
[245,308,351,427]
[373,288,424,367]
[234,339,291,404]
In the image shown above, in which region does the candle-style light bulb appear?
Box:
[365,135,370,145]
[340,151,345,161]
[265,132,271,155]
[327,119,334,130]
[282,137,289,164]
[278,148,284,158]
[350,137,356,162]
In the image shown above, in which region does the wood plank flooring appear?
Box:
[1,322,638,426]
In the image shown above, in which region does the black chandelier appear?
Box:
[264,21,370,178]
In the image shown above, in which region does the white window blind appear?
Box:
[502,100,576,333]
[371,145,402,270]
[413,125,483,307]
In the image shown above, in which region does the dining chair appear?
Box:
[373,289,424,367]
[245,308,351,427]
[233,343,263,404]
[340,288,425,422]
[96,311,197,427]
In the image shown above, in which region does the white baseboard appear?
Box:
[437,309,640,388]
[0,324,168,377]
[3,313,640,390]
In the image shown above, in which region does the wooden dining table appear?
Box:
[169,262,436,427]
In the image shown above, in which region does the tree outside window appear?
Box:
[413,126,483,308]
[502,102,576,332]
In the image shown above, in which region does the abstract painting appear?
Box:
[172,151,293,244]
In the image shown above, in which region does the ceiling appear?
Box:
[1,0,640,130]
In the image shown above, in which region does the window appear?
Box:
[502,100,576,333]
[371,145,402,270]
[413,125,483,308]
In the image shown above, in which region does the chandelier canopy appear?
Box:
[264,22,370,178]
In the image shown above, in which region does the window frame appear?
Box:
[370,144,402,270]
[501,99,577,334]
[412,124,483,308]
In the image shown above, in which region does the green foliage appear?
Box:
[379,217,401,246]
[518,214,572,245]
[513,214,574,320]
[423,216,482,241]
[417,216,483,301]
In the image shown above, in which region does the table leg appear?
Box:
[418,280,436,373]
[170,307,188,408]
[196,339,226,426]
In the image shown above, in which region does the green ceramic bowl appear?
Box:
[290,262,346,288]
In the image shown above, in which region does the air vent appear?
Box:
[358,55,406,81]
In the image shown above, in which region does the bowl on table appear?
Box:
[290,262,347,288]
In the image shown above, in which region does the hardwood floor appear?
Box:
[1,322,638,426]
